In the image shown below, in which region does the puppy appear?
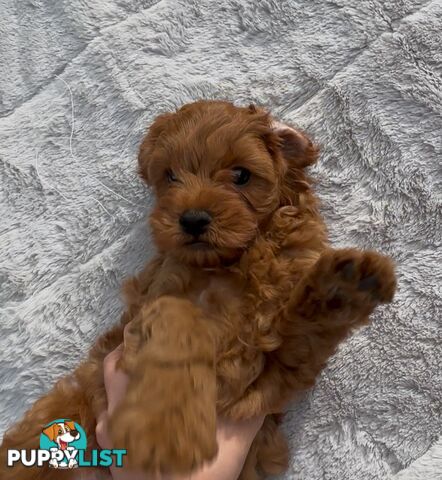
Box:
[0,100,396,480]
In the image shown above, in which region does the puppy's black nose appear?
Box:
[70,429,79,438]
[179,209,212,236]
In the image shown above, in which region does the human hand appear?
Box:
[96,339,264,480]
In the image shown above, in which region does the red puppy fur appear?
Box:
[0,100,396,479]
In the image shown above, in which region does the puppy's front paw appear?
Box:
[109,364,217,474]
[325,249,396,305]
[299,249,396,318]
[317,249,396,309]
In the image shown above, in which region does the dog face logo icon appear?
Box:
[40,419,87,469]
[43,421,80,450]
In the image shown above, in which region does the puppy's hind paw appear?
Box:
[109,364,218,474]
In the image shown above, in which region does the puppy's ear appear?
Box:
[42,424,58,442]
[65,421,75,431]
[138,113,173,185]
[271,121,318,169]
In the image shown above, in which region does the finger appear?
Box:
[123,321,132,339]
[237,415,265,436]
[95,412,112,450]
[103,344,124,390]
[103,345,130,414]
[216,415,265,443]
[123,321,140,357]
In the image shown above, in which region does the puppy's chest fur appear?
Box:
[144,256,290,401]
[124,207,325,407]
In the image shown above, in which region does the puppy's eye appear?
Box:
[232,167,251,186]
[58,429,63,435]
[166,169,178,183]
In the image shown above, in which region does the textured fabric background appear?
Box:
[0,1,441,479]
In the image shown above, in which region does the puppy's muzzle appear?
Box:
[179,209,212,236]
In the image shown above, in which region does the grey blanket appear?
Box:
[1,1,441,478]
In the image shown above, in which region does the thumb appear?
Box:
[95,411,112,450]
[103,344,130,415]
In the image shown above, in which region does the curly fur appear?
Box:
[0,100,396,479]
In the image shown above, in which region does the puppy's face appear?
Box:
[139,101,317,267]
